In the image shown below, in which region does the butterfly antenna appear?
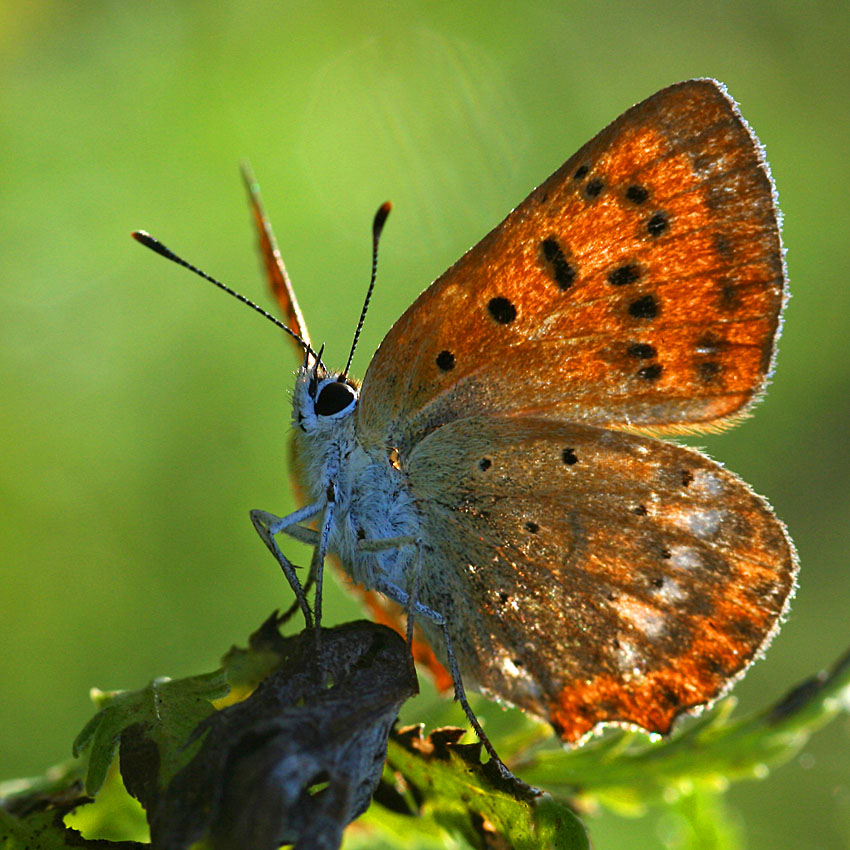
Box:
[313,343,326,377]
[131,231,315,358]
[342,201,391,380]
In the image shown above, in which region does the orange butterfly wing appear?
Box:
[353,78,793,737]
[406,415,796,741]
[242,163,312,351]
[357,79,785,452]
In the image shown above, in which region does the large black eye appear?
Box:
[315,381,355,416]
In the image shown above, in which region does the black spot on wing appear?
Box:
[488,296,517,324]
[585,177,604,198]
[608,263,641,286]
[562,447,578,465]
[628,294,659,319]
[540,237,576,291]
[647,211,669,237]
[697,361,722,382]
[627,342,657,359]
[637,363,663,382]
[436,350,455,371]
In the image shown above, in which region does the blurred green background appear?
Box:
[1,1,848,847]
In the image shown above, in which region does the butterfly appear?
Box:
[134,78,797,773]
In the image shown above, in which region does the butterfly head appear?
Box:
[290,201,391,437]
[293,353,360,434]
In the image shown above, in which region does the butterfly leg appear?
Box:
[308,500,336,633]
[358,534,423,649]
[361,551,517,783]
[405,547,422,649]
[250,500,324,628]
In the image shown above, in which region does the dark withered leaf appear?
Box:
[150,620,417,850]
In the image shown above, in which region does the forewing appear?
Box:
[358,79,784,452]
[407,416,796,741]
[242,164,312,352]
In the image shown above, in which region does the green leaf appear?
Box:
[363,727,589,850]
[657,788,744,850]
[217,610,295,703]
[72,670,228,796]
[0,760,85,805]
[0,786,145,849]
[62,764,149,844]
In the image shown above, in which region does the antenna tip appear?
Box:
[373,201,392,238]
[131,230,175,261]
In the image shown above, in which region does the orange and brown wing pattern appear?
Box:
[408,415,797,741]
[357,79,784,453]
[242,164,312,354]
